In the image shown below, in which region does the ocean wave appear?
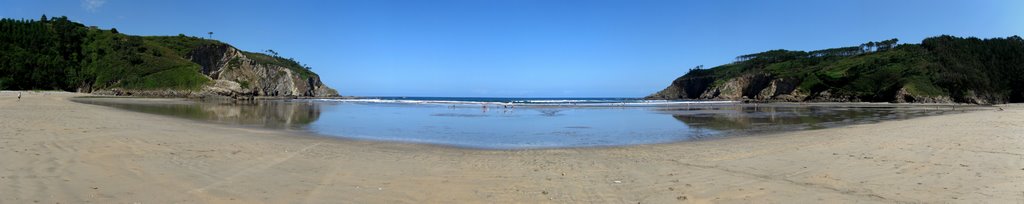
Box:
[312,98,738,107]
[314,99,505,105]
[511,99,619,103]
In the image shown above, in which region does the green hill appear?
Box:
[0,15,337,98]
[647,36,1024,104]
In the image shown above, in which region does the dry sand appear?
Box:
[1,91,1022,203]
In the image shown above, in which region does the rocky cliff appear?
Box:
[646,73,958,103]
[187,44,338,99]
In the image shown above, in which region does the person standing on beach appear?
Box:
[17,92,21,101]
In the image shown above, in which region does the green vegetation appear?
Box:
[0,15,320,92]
[143,34,224,57]
[668,36,1024,103]
[0,16,210,91]
[238,80,250,89]
[1,16,87,90]
[241,51,315,78]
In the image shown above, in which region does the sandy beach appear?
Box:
[1,91,1022,203]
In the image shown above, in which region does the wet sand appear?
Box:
[1,91,1022,203]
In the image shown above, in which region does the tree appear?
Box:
[40,14,48,22]
[207,31,213,39]
[875,38,899,52]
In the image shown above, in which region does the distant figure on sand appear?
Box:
[17,92,21,101]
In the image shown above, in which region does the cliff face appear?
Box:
[645,76,715,100]
[698,73,773,100]
[187,44,338,98]
[648,74,806,101]
[646,73,964,103]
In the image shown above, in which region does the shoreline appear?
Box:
[2,92,1022,203]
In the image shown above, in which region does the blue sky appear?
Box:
[2,0,1022,97]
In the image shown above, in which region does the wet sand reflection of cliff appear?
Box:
[667,105,956,134]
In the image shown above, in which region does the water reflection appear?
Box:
[663,104,965,134]
[72,97,979,149]
[73,97,321,129]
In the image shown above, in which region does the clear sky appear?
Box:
[2,0,1022,97]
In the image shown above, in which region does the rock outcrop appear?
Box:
[646,72,964,103]
[892,87,953,103]
[95,44,339,99]
[755,78,805,101]
[698,73,773,100]
[648,73,810,102]
[188,44,339,98]
[645,76,715,100]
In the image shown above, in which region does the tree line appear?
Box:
[0,15,88,90]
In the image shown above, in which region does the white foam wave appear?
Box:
[512,99,618,103]
[313,98,738,107]
[314,99,506,105]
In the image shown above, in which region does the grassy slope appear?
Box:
[80,31,211,90]
[1,16,320,92]
[666,36,1024,102]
